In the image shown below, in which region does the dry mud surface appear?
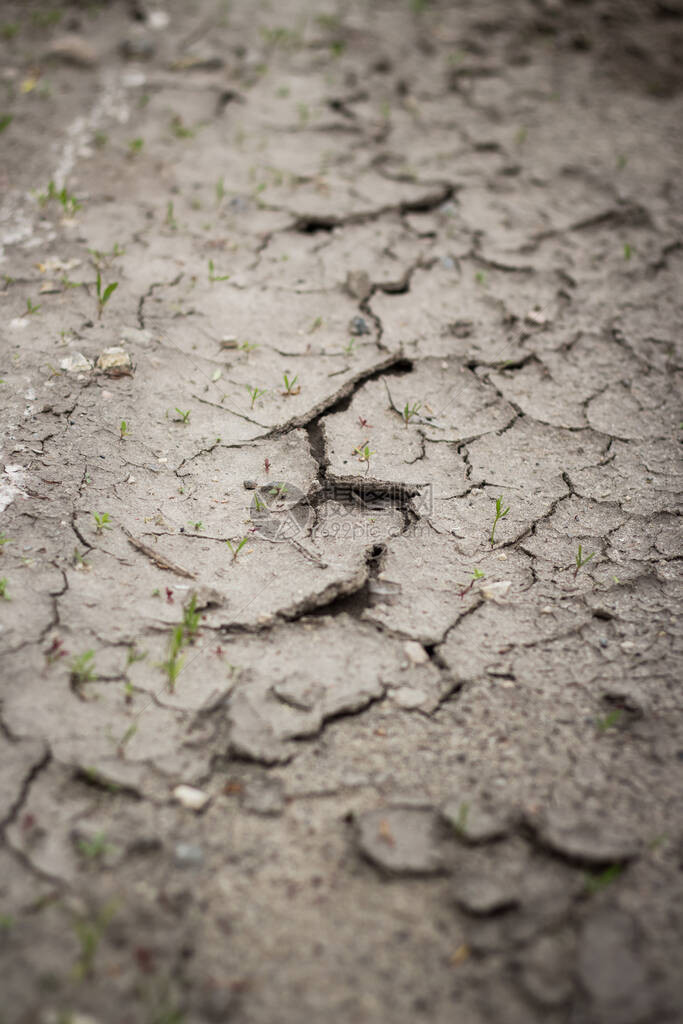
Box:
[0,1,682,1022]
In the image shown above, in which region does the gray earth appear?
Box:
[1,1,682,1022]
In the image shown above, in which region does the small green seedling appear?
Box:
[72,903,116,980]
[119,420,130,440]
[70,650,97,693]
[175,407,191,424]
[170,114,194,138]
[126,645,146,666]
[216,176,225,204]
[225,536,248,561]
[117,722,137,756]
[165,201,177,229]
[161,625,185,692]
[309,316,323,333]
[0,577,10,600]
[596,709,622,733]
[459,568,485,598]
[0,534,12,550]
[343,338,355,355]
[623,243,632,260]
[451,802,469,836]
[189,521,204,532]
[93,512,111,534]
[282,373,300,395]
[475,270,486,285]
[25,298,40,316]
[403,400,422,423]
[128,137,144,156]
[246,385,267,408]
[352,442,375,468]
[240,339,257,352]
[574,544,595,578]
[95,271,118,319]
[489,495,510,546]
[77,832,111,861]
[585,864,622,893]
[208,259,230,283]
[182,593,201,640]
[0,115,12,134]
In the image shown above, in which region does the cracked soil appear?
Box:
[0,1,682,1022]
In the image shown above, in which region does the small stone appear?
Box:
[241,777,285,816]
[525,307,550,327]
[403,640,429,665]
[96,347,133,376]
[174,842,204,867]
[60,352,93,373]
[219,336,239,349]
[392,686,428,709]
[148,9,170,30]
[172,784,210,811]
[39,281,60,294]
[349,315,371,336]
[481,581,512,603]
[345,270,372,301]
[46,34,98,67]
[355,806,444,875]
[243,479,257,490]
[10,318,28,330]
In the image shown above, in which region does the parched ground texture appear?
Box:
[0,1,682,1022]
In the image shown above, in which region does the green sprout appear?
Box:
[92,512,111,534]
[282,373,300,395]
[128,137,144,156]
[170,114,194,138]
[119,420,130,440]
[343,338,355,355]
[174,408,191,424]
[25,298,41,316]
[403,400,422,423]
[182,593,201,640]
[623,243,632,260]
[0,577,10,600]
[216,176,225,204]
[72,903,116,980]
[596,709,622,733]
[77,832,112,861]
[246,385,267,408]
[161,625,185,692]
[574,544,595,578]
[165,201,177,229]
[489,495,510,546]
[352,442,375,469]
[225,536,248,561]
[95,271,118,319]
[70,650,97,694]
[0,534,12,550]
[585,864,622,893]
[208,258,230,283]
